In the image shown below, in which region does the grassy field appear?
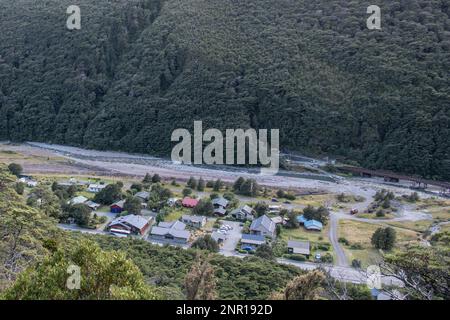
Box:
[291,194,335,207]
[338,220,421,267]
[164,208,189,221]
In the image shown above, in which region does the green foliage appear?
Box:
[14,182,25,195]
[182,188,193,197]
[255,244,274,260]
[94,183,122,205]
[191,235,219,252]
[253,201,268,217]
[84,235,302,299]
[192,199,214,216]
[371,227,396,250]
[2,240,161,300]
[284,210,300,229]
[124,196,142,215]
[197,177,205,191]
[0,1,448,180]
[7,163,22,177]
[302,205,330,224]
[233,177,259,197]
[151,174,161,183]
[382,245,450,300]
[187,177,197,189]
[68,204,92,227]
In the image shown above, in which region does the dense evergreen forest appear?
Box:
[0,0,449,180]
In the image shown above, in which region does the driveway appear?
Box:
[218,221,243,256]
[329,213,349,267]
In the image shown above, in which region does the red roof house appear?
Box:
[182,197,199,208]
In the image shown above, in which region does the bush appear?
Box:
[316,244,330,251]
[351,259,362,269]
[350,243,363,250]
[320,253,334,264]
[376,210,385,217]
[283,254,306,262]
[338,237,349,245]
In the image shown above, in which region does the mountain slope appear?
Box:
[0,0,449,179]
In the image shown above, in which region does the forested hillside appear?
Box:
[0,0,449,179]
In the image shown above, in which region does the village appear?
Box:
[2,142,450,299]
[19,173,326,262]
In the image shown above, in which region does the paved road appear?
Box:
[277,258,402,286]
[58,223,108,235]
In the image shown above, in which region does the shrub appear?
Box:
[351,259,362,269]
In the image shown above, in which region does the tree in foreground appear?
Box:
[2,240,161,300]
[271,270,325,300]
[191,235,219,252]
[185,255,217,300]
[379,245,449,300]
[255,244,274,260]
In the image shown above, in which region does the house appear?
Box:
[213,207,227,216]
[85,200,101,211]
[287,240,310,257]
[69,195,88,205]
[135,191,150,202]
[87,184,106,193]
[211,231,226,244]
[19,177,38,187]
[250,214,276,238]
[182,197,199,208]
[212,197,229,209]
[181,215,207,228]
[240,234,266,250]
[268,205,281,214]
[304,219,323,231]
[108,214,151,236]
[231,205,254,221]
[150,221,190,244]
[110,200,125,214]
[296,215,308,224]
[271,216,285,225]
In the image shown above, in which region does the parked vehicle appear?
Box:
[350,208,358,215]
[271,198,279,202]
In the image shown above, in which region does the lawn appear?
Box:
[164,208,189,221]
[338,220,421,267]
[291,194,335,207]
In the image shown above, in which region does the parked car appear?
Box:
[350,208,358,215]
[315,253,321,261]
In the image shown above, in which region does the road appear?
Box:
[277,258,402,286]
[329,214,348,267]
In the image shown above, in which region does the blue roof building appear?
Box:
[304,219,323,231]
[296,215,308,224]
